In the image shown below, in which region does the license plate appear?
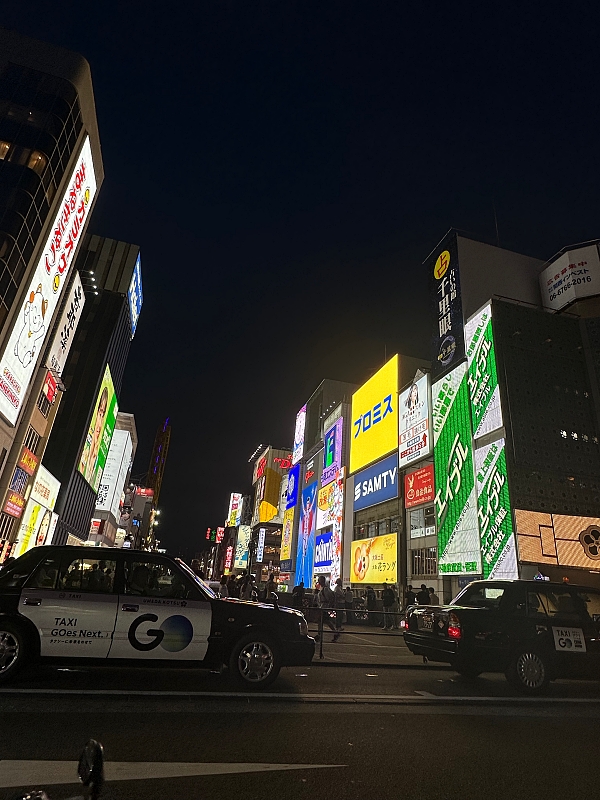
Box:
[418,614,433,631]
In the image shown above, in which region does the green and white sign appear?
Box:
[474,438,518,579]
[432,363,481,575]
[465,303,503,439]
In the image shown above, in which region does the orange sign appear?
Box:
[18,447,38,477]
[4,491,25,518]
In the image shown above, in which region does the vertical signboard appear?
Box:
[227,492,243,527]
[432,363,481,575]
[46,272,85,378]
[350,354,399,474]
[475,439,518,579]
[292,404,307,465]
[234,525,251,570]
[256,528,266,563]
[95,429,133,521]
[399,373,431,468]
[128,253,143,338]
[322,417,343,486]
[429,232,464,381]
[286,463,301,510]
[280,507,295,571]
[294,482,317,587]
[465,303,503,439]
[315,468,345,583]
[78,365,118,493]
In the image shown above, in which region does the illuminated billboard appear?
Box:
[292,404,307,465]
[46,271,85,379]
[234,525,252,569]
[294,482,317,587]
[315,468,344,582]
[128,253,143,337]
[322,417,343,486]
[227,492,243,527]
[78,365,118,493]
[286,463,301,509]
[0,137,97,426]
[13,466,60,557]
[314,529,333,572]
[399,374,430,468]
[350,354,399,474]
[475,439,518,579]
[465,303,503,439]
[404,464,435,509]
[280,507,295,569]
[351,532,398,585]
[429,232,465,380]
[432,363,481,575]
[95,429,133,520]
[353,453,398,512]
[539,244,600,312]
[515,510,600,570]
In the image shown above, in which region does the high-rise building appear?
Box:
[0,30,103,560]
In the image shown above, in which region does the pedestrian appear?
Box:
[428,587,440,605]
[364,585,377,625]
[265,572,277,601]
[333,578,345,631]
[316,575,339,641]
[240,573,255,600]
[219,575,229,598]
[382,582,396,630]
[344,586,354,624]
[291,581,305,610]
[416,583,430,604]
[405,584,417,607]
[226,574,238,597]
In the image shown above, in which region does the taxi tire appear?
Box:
[229,632,281,689]
[0,620,27,684]
[506,649,550,694]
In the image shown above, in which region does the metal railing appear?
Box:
[310,606,405,660]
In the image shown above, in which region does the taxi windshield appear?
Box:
[176,559,218,598]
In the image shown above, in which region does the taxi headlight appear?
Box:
[299,617,309,637]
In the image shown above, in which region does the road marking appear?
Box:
[0,761,345,788]
[414,691,436,697]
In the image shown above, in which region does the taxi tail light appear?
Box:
[447,612,462,640]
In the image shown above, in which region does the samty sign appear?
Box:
[0,137,97,425]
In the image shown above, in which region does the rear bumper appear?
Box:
[404,631,459,663]
[280,636,315,666]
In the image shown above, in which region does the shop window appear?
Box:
[36,388,51,418]
[23,425,41,455]
[412,547,437,576]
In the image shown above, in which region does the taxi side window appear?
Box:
[26,555,62,589]
[461,586,505,609]
[535,588,582,621]
[125,560,191,599]
[59,557,116,593]
[527,592,547,617]
[573,590,600,623]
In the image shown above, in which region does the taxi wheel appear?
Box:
[506,650,550,694]
[229,633,281,689]
[0,622,26,683]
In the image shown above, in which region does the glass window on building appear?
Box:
[409,505,436,539]
[412,547,437,576]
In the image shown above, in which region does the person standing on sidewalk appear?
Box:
[405,584,417,607]
[416,583,430,604]
[382,582,396,630]
[344,586,354,624]
[316,575,340,642]
[428,586,440,604]
[333,578,345,631]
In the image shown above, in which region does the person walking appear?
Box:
[219,575,229,598]
[291,581,305,610]
[265,572,277,601]
[333,578,345,631]
[416,583,430,604]
[429,586,440,605]
[226,574,238,598]
[344,586,354,625]
[382,582,396,630]
[316,575,340,642]
[405,584,417,607]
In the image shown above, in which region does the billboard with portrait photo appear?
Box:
[78,365,118,493]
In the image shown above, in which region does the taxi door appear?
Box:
[19,551,118,658]
[108,556,212,661]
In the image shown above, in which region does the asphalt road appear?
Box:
[2,661,600,799]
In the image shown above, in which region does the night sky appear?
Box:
[4,3,600,555]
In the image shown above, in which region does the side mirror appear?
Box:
[78,739,104,799]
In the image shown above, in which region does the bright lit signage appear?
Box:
[286,463,300,510]
[0,137,97,426]
[429,232,464,381]
[399,374,431,468]
[78,365,118,493]
[227,492,243,527]
[95,429,132,521]
[216,526,225,544]
[351,532,397,585]
[14,465,61,557]
[539,244,600,312]
[475,439,518,579]
[280,507,295,570]
[18,447,38,477]
[294,482,317,587]
[350,355,399,474]
[516,511,600,570]
[256,528,266,563]
[128,253,143,337]
[224,545,234,570]
[30,465,60,511]
[43,371,58,404]
[4,491,25,519]
[46,271,85,379]
[322,417,343,486]
[404,465,435,509]
[314,529,333,571]
[465,303,503,439]
[432,363,481,575]
[315,468,344,582]
[234,525,251,569]
[292,404,307,465]
[353,452,398,512]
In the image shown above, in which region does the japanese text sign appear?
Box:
[429,232,465,381]
[128,254,143,337]
[465,303,503,439]
[399,374,431,468]
[322,417,343,486]
[350,355,398,474]
[351,532,397,585]
[404,465,435,509]
[46,271,85,379]
[540,244,600,312]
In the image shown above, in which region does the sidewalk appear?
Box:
[307,622,434,667]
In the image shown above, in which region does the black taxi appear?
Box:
[404,579,600,693]
[0,546,314,687]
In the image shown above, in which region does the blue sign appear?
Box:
[286,463,301,510]
[127,254,143,338]
[314,529,333,571]
[353,452,398,512]
[294,483,317,587]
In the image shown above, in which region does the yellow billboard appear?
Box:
[280,507,295,562]
[351,533,397,585]
[350,354,399,474]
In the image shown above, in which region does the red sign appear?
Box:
[273,456,293,470]
[404,465,435,509]
[4,491,25,518]
[216,526,225,543]
[18,447,38,477]
[43,371,58,404]
[224,545,233,570]
[136,488,154,498]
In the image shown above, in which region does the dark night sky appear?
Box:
[4,2,600,555]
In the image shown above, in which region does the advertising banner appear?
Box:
[465,303,503,439]
[46,271,85,379]
[292,404,307,465]
[475,439,518,579]
[286,463,301,509]
[432,363,481,575]
[399,374,431,468]
[234,525,251,569]
[227,492,243,527]
[539,244,600,312]
[78,365,118,493]
[429,232,465,381]
[350,532,398,585]
[314,468,344,582]
[30,466,60,510]
[314,529,333,572]
[128,253,143,337]
[294,482,317,588]
[4,491,25,519]
[256,528,266,563]
[13,466,60,557]
[18,447,38,477]
[350,355,398,474]
[0,136,97,426]
[280,507,295,570]
[353,452,398,512]
[322,417,343,486]
[516,510,600,569]
[404,464,435,509]
[95,429,133,520]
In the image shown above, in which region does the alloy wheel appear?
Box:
[238,641,274,683]
[0,630,19,674]
[516,651,545,690]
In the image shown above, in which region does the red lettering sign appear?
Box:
[404,465,435,509]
